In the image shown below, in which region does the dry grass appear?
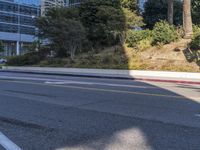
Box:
[124,39,200,72]
[38,39,200,72]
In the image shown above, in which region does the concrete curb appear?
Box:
[1,66,200,85]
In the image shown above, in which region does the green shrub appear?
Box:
[193,25,200,38]
[152,21,179,45]
[7,54,40,66]
[7,51,44,66]
[190,34,200,50]
[126,29,152,48]
[41,58,68,67]
[188,34,200,66]
[137,39,152,51]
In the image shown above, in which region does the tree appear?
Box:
[183,0,193,38]
[143,0,182,28]
[123,8,144,29]
[192,0,200,25]
[168,0,174,24]
[0,41,4,53]
[120,0,138,12]
[36,7,86,59]
[79,0,126,46]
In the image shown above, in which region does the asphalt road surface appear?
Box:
[0,72,200,150]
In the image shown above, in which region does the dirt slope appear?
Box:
[125,39,200,72]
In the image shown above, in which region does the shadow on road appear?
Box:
[50,82,200,150]
[0,76,199,150]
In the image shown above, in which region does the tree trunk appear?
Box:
[168,0,174,24]
[183,0,193,39]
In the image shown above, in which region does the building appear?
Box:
[40,0,84,15]
[67,0,145,8]
[41,0,65,15]
[0,0,83,57]
[67,0,83,7]
[0,0,40,56]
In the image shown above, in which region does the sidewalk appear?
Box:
[1,66,200,85]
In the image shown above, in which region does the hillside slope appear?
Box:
[37,39,200,72]
[125,39,200,72]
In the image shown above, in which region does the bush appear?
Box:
[192,0,200,25]
[7,51,43,66]
[193,25,200,38]
[126,29,152,48]
[137,39,152,51]
[152,21,179,45]
[190,34,200,50]
[7,55,40,66]
[39,58,70,67]
[187,34,200,66]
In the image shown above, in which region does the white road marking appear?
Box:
[0,132,22,150]
[45,81,94,85]
[0,76,58,82]
[0,76,153,89]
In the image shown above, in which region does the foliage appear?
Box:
[192,0,200,25]
[193,25,200,37]
[137,39,152,51]
[7,54,40,66]
[39,58,70,67]
[120,0,138,12]
[39,46,128,69]
[123,8,144,29]
[152,21,179,45]
[79,0,126,46]
[126,29,152,48]
[36,0,145,59]
[0,41,4,53]
[143,0,182,28]
[6,49,49,66]
[188,32,200,66]
[190,34,200,50]
[26,40,41,52]
[36,7,86,59]
[37,45,199,72]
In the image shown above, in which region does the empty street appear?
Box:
[0,72,200,150]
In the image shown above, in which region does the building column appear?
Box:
[16,41,20,55]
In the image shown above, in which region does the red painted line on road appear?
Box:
[135,78,200,85]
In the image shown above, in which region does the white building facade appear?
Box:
[41,0,66,15]
[0,0,40,56]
